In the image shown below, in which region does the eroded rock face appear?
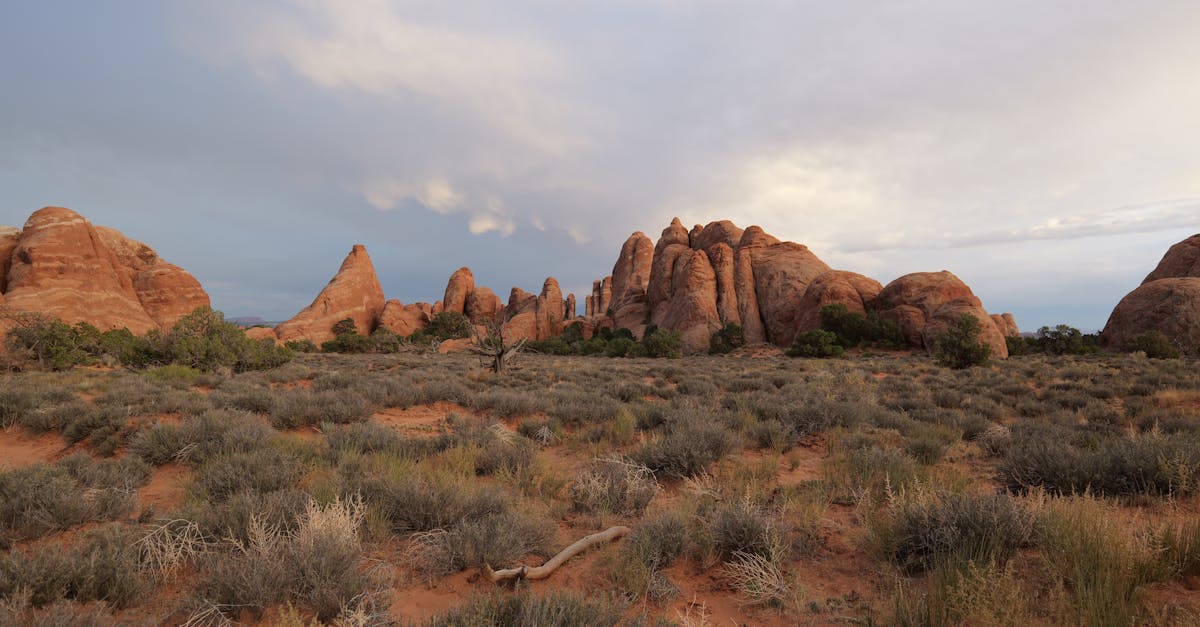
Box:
[707,242,740,326]
[990,313,1020,338]
[244,327,279,342]
[275,244,385,344]
[442,267,475,315]
[565,293,576,319]
[870,271,1008,358]
[97,226,209,329]
[535,278,565,340]
[3,207,158,333]
[1102,279,1200,353]
[1102,234,1200,354]
[464,286,502,324]
[657,250,721,353]
[1143,235,1200,283]
[379,299,431,337]
[610,232,653,312]
[795,271,883,333]
[748,241,832,347]
[1,225,22,293]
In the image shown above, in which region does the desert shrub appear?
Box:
[606,512,688,602]
[0,387,40,428]
[820,304,871,347]
[709,323,746,355]
[930,314,991,369]
[0,456,146,547]
[324,421,452,459]
[1039,495,1161,626]
[1125,330,1182,359]
[604,337,638,358]
[193,448,302,501]
[709,503,777,561]
[890,561,1036,627]
[407,511,554,578]
[1000,432,1200,497]
[197,497,374,621]
[426,590,626,627]
[545,390,620,426]
[284,339,319,353]
[628,420,737,479]
[724,542,793,608]
[2,317,93,370]
[362,470,509,533]
[320,318,373,354]
[472,433,536,477]
[180,489,310,545]
[823,445,920,503]
[1032,325,1098,355]
[570,459,659,516]
[787,330,843,358]
[410,311,472,344]
[640,328,682,358]
[866,489,1035,574]
[0,523,145,609]
[164,307,293,372]
[269,388,374,429]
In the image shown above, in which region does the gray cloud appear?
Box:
[1,1,1197,330]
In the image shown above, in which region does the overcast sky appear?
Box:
[2,1,1198,330]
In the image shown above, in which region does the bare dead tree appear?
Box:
[470,319,526,374]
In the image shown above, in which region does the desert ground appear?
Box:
[2,349,1200,626]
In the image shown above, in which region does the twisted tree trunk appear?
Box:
[484,525,631,583]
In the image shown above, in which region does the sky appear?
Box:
[1,1,1198,331]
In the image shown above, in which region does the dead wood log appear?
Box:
[484,525,631,583]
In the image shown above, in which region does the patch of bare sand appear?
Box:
[138,463,190,514]
[372,402,476,436]
[0,427,67,469]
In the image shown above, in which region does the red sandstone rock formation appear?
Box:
[795,271,883,333]
[3,207,160,333]
[96,226,209,329]
[0,225,19,294]
[465,286,503,324]
[275,244,385,344]
[1102,234,1200,354]
[990,313,1020,338]
[870,271,1008,358]
[379,299,431,336]
[587,217,1011,356]
[442,267,475,315]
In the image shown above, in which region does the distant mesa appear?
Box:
[584,218,1016,356]
[1102,234,1200,354]
[0,206,209,334]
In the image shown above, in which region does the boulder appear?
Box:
[442,267,475,315]
[379,299,431,336]
[275,244,385,344]
[244,327,279,342]
[734,246,766,344]
[1143,234,1200,283]
[990,313,1020,338]
[795,271,883,333]
[693,220,744,252]
[0,225,20,293]
[610,232,653,312]
[97,226,209,329]
[464,286,502,324]
[748,241,832,347]
[535,278,565,339]
[1101,278,1200,354]
[706,242,740,326]
[2,207,158,333]
[657,249,721,353]
[870,271,1008,358]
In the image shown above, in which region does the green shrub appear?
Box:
[165,307,293,372]
[640,328,682,358]
[931,314,991,369]
[1125,330,1182,359]
[410,312,472,344]
[820,304,870,347]
[709,323,746,354]
[1000,432,1200,497]
[606,512,687,603]
[787,330,844,358]
[284,339,318,353]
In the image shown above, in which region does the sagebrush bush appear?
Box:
[931,314,991,369]
[407,511,553,578]
[865,489,1035,574]
[628,419,737,479]
[0,523,145,609]
[1000,432,1200,497]
[569,459,659,516]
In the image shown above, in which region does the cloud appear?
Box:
[946,199,1200,248]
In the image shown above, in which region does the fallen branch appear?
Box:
[484,525,631,583]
